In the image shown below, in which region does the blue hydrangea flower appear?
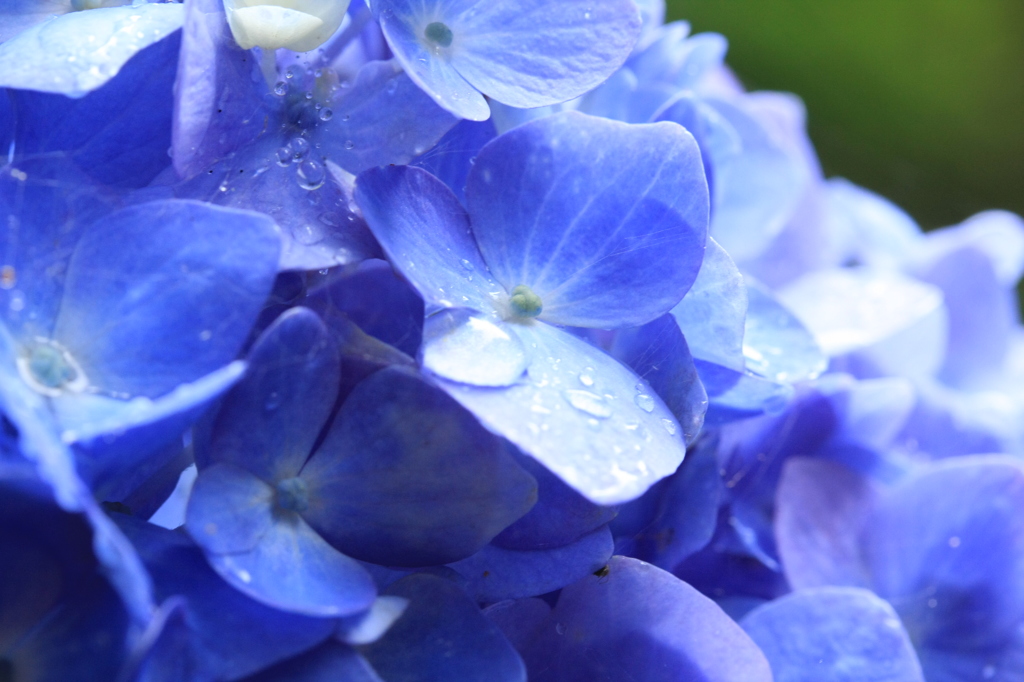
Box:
[355,110,709,505]
[370,0,643,121]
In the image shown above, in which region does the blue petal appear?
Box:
[671,236,747,371]
[52,200,280,398]
[375,1,489,121]
[299,366,537,566]
[448,526,614,602]
[361,573,527,682]
[466,111,709,328]
[120,516,336,682]
[492,452,618,551]
[657,95,802,262]
[172,0,270,180]
[174,135,380,272]
[241,643,384,682]
[313,59,459,174]
[825,178,922,270]
[696,358,794,425]
[437,321,689,505]
[920,209,1024,288]
[186,462,276,555]
[447,0,641,109]
[0,1,75,43]
[609,314,708,445]
[54,361,245,498]
[517,556,773,682]
[355,164,506,311]
[11,29,180,188]
[741,587,925,682]
[774,458,876,591]
[412,118,497,206]
[743,278,827,383]
[0,4,185,97]
[205,308,339,482]
[420,307,529,387]
[863,457,1024,652]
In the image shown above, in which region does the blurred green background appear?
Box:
[669,0,1024,230]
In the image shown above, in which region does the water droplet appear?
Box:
[342,113,351,122]
[8,290,25,312]
[661,418,677,435]
[296,159,326,191]
[344,140,355,150]
[199,330,212,341]
[555,622,566,635]
[948,536,961,548]
[564,389,613,419]
[273,81,288,96]
[927,598,937,608]
[318,108,333,121]
[386,79,398,95]
[290,137,310,162]
[983,665,996,679]
[304,91,313,100]
[634,393,655,413]
[275,147,292,167]
[578,368,595,387]
[460,258,474,271]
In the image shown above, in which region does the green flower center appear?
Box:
[424,21,454,48]
[508,284,543,319]
[275,477,309,513]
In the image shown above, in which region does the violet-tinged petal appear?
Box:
[355,164,504,312]
[420,307,529,387]
[185,462,276,555]
[175,138,380,272]
[206,513,377,618]
[863,456,1024,652]
[743,278,827,384]
[300,366,537,567]
[412,118,497,206]
[53,200,280,398]
[467,111,708,329]
[120,517,336,682]
[777,267,949,380]
[172,0,270,180]
[610,314,707,445]
[775,457,875,591]
[918,210,1024,288]
[438,321,689,505]
[241,643,384,682]
[11,29,180,188]
[314,59,459,174]
[671,236,748,371]
[360,573,527,682]
[448,526,614,602]
[447,0,641,109]
[0,4,185,97]
[492,451,618,551]
[205,308,339,482]
[741,586,925,682]
[519,556,773,682]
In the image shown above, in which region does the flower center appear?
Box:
[508,284,543,319]
[18,339,87,397]
[424,21,454,48]
[275,477,309,513]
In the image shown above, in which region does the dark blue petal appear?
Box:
[448,526,614,602]
[205,308,339,482]
[360,573,527,682]
[671,236,747,371]
[610,314,708,445]
[53,200,280,398]
[299,366,537,566]
[517,556,773,682]
[467,111,709,329]
[0,4,184,97]
[412,118,497,206]
[741,587,924,682]
[11,29,180,187]
[241,642,384,682]
[696,358,794,425]
[186,462,276,555]
[438,321,689,505]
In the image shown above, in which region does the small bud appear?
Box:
[224,0,350,53]
[508,284,544,319]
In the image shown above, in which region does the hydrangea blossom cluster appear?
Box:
[1,0,1022,680]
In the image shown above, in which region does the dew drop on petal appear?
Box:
[578,367,595,387]
[296,159,326,191]
[564,389,613,419]
[275,147,292,167]
[344,140,355,150]
[634,393,655,413]
[555,622,566,635]
[290,137,310,162]
[273,81,288,96]
[318,108,333,121]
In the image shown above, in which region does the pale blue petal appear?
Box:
[436,321,688,505]
[743,279,826,383]
[420,307,529,387]
[0,1,75,43]
[467,112,708,328]
[0,4,185,97]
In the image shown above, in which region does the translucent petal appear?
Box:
[420,308,529,387]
